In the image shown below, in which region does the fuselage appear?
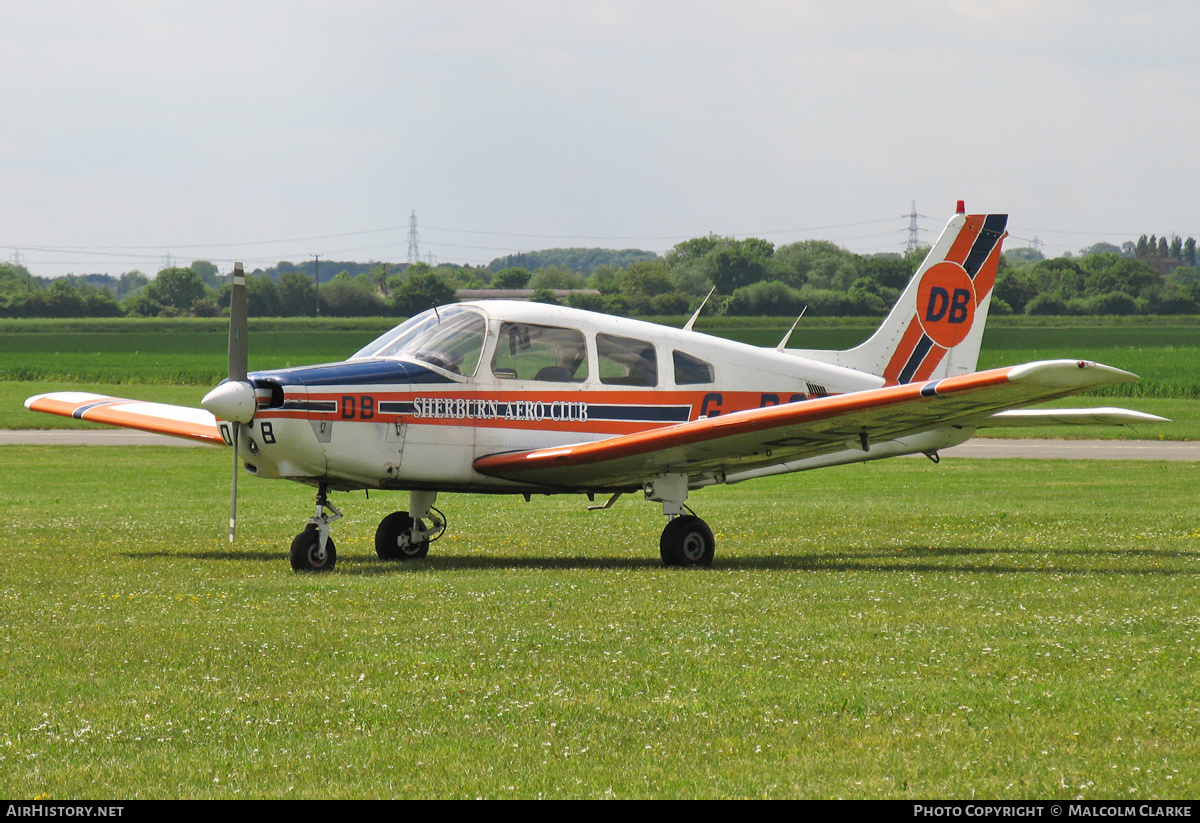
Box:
[235,301,886,492]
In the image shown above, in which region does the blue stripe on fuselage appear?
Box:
[250,359,454,388]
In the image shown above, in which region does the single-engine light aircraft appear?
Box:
[26,205,1166,570]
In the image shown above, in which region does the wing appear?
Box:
[474,360,1146,489]
[24,392,224,445]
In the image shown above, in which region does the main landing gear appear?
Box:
[645,473,715,568]
[375,490,445,561]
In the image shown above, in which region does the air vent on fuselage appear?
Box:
[805,382,828,397]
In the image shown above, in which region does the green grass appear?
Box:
[2,447,1198,798]
[0,327,381,385]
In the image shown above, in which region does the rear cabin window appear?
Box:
[673,350,714,385]
[597,333,658,387]
[491,322,588,382]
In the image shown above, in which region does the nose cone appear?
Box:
[202,380,257,424]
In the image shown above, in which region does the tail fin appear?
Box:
[786,210,1008,383]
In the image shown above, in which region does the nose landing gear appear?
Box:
[290,484,342,572]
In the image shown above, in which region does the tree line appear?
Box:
[3,231,1199,318]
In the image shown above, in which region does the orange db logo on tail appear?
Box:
[916,262,975,348]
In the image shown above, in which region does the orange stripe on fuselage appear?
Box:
[255,388,823,437]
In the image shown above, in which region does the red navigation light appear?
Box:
[956,200,965,214]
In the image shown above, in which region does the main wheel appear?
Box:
[290,527,337,571]
[375,511,430,560]
[659,515,715,568]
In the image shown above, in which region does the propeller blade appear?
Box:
[227,262,247,542]
[229,262,248,382]
[229,422,239,543]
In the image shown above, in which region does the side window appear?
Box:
[491,323,589,382]
[598,333,658,387]
[673,350,714,385]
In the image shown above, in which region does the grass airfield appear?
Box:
[4,446,1197,798]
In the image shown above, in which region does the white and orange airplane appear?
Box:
[25,205,1165,570]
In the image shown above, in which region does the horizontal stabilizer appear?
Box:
[24,392,223,445]
[973,408,1170,428]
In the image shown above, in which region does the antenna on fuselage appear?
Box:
[775,306,807,352]
[682,287,716,333]
[432,302,441,324]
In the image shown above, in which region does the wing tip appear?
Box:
[1007,359,1139,389]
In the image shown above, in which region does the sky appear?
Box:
[2,1,1198,279]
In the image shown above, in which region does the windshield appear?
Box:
[351,307,487,377]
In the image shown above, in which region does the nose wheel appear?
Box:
[290,526,337,571]
[290,484,341,572]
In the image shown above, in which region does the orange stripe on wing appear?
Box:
[26,394,224,445]
[475,367,1017,475]
[81,406,224,444]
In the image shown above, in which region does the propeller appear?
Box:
[201,263,254,542]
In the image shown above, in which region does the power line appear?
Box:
[421,216,901,241]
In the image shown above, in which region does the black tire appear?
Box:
[290,528,337,571]
[659,515,715,568]
[375,511,430,560]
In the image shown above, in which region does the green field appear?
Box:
[2,316,1195,438]
[3,447,1196,798]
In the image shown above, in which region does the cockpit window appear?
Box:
[351,307,487,377]
[351,307,442,359]
[597,333,657,387]
[491,323,588,382]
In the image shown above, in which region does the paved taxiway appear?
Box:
[2,430,1197,460]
